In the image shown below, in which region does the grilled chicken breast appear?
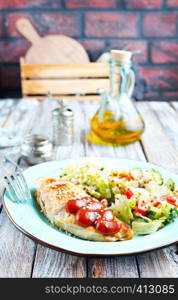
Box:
[35,177,133,242]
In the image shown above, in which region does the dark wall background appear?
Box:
[0,0,178,100]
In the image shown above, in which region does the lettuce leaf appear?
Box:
[111,195,134,224]
[132,219,162,235]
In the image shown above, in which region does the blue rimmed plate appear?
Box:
[3,158,178,256]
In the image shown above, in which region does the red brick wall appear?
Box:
[0,0,178,100]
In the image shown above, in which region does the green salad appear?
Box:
[59,162,178,236]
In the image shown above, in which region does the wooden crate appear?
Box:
[20,57,111,101]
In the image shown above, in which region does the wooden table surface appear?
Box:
[0,98,178,278]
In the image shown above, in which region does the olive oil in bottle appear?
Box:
[88,50,144,146]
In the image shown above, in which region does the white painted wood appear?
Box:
[0,100,18,208]
[0,209,36,278]
[171,101,178,111]
[32,246,86,278]
[149,102,178,150]
[137,102,178,173]
[0,99,15,127]
[88,256,139,278]
[137,246,178,278]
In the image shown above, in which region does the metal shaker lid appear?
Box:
[23,134,49,146]
[52,100,73,118]
[61,108,73,117]
[52,107,61,116]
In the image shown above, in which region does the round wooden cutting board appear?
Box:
[16,18,90,64]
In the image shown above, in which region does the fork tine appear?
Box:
[17,172,32,200]
[4,176,20,203]
[4,169,31,204]
[15,173,30,202]
[10,175,25,202]
[2,152,31,203]
[15,174,27,202]
[11,175,26,202]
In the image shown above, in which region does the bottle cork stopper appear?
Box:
[110,50,132,63]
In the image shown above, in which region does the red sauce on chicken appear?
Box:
[65,196,121,235]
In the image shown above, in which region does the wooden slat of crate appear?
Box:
[20,57,111,100]
[21,63,109,78]
[30,95,102,101]
[22,79,110,95]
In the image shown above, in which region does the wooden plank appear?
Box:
[0,100,18,208]
[0,209,36,278]
[88,256,139,278]
[137,246,178,278]
[0,99,36,207]
[137,102,178,173]
[0,99,15,127]
[31,101,87,278]
[113,142,146,161]
[2,98,40,139]
[22,79,110,95]
[21,62,109,79]
[32,246,86,278]
[171,101,178,111]
[136,101,178,277]
[149,102,178,149]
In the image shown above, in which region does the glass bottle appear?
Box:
[88,50,145,146]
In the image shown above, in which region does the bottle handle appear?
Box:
[127,70,135,98]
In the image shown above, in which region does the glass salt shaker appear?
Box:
[20,134,53,165]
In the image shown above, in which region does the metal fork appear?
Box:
[4,171,31,203]
[1,152,32,203]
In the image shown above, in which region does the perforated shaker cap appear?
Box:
[110,50,132,63]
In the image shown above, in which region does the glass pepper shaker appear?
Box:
[52,100,74,146]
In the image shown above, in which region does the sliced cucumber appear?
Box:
[173,183,178,196]
[174,183,178,191]
[150,169,163,185]
[145,182,170,196]
[164,178,175,191]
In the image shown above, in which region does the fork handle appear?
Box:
[5,151,22,170]
[0,152,5,165]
